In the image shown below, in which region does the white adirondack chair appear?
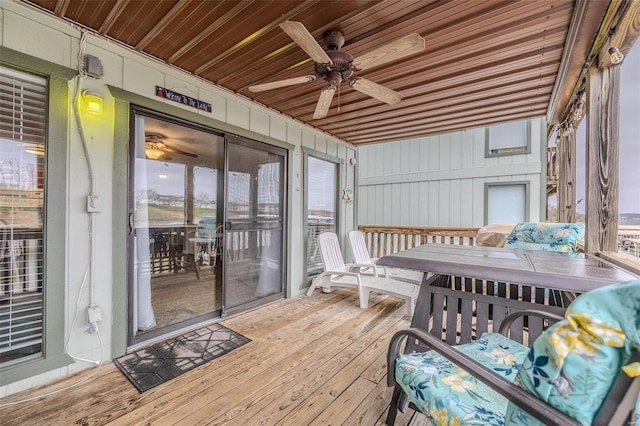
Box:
[307,232,419,315]
[348,230,424,285]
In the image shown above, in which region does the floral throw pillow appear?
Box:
[504,222,585,253]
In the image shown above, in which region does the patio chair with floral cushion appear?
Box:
[386,279,640,425]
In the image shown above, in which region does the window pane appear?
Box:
[0,65,46,366]
[134,160,185,226]
[487,184,526,224]
[306,156,337,277]
[488,120,528,155]
[193,166,218,224]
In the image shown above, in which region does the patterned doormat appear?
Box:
[114,323,250,392]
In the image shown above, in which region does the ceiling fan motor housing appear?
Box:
[315,49,355,86]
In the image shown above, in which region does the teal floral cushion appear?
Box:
[504,222,585,253]
[395,333,529,425]
[505,280,640,425]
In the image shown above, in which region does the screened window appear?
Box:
[305,154,338,278]
[485,182,529,224]
[0,65,47,366]
[485,120,531,156]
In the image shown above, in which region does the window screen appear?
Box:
[0,65,47,366]
[486,120,529,156]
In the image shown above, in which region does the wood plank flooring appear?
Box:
[0,288,430,425]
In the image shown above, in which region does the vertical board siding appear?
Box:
[358,118,545,227]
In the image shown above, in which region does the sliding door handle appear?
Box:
[128,213,135,235]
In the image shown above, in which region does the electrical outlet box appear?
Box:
[84,54,103,79]
[87,195,101,213]
[87,305,102,323]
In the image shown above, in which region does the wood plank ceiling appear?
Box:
[22,0,609,145]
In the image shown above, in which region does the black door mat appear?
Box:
[114,323,250,392]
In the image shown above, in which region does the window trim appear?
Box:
[302,148,343,286]
[483,181,531,226]
[484,120,532,157]
[0,48,74,385]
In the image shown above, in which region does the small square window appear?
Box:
[485,120,531,157]
[485,182,530,224]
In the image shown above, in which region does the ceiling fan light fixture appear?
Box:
[145,148,165,160]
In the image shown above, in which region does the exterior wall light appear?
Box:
[82,90,104,115]
[608,47,625,65]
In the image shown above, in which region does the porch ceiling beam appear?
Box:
[54,0,70,17]
[135,0,191,51]
[99,0,130,35]
[194,0,320,76]
[167,1,254,64]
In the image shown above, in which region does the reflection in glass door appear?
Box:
[129,111,224,344]
[224,137,286,314]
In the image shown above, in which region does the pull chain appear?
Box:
[337,83,341,112]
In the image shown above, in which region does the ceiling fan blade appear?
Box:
[313,86,337,119]
[165,146,198,158]
[350,78,402,105]
[353,33,425,71]
[279,21,332,64]
[248,75,316,93]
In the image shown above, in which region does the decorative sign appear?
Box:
[155,86,212,113]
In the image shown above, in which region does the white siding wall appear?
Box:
[0,0,356,395]
[357,119,545,227]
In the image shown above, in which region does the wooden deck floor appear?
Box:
[1,289,429,425]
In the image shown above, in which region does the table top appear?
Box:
[376,243,638,292]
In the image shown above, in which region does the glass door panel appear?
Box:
[224,138,286,314]
[129,112,224,344]
[306,156,337,278]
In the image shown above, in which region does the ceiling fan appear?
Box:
[145,132,197,161]
[248,21,426,119]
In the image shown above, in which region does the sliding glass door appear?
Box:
[129,110,224,344]
[223,136,286,315]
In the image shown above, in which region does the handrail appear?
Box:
[357,225,479,258]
